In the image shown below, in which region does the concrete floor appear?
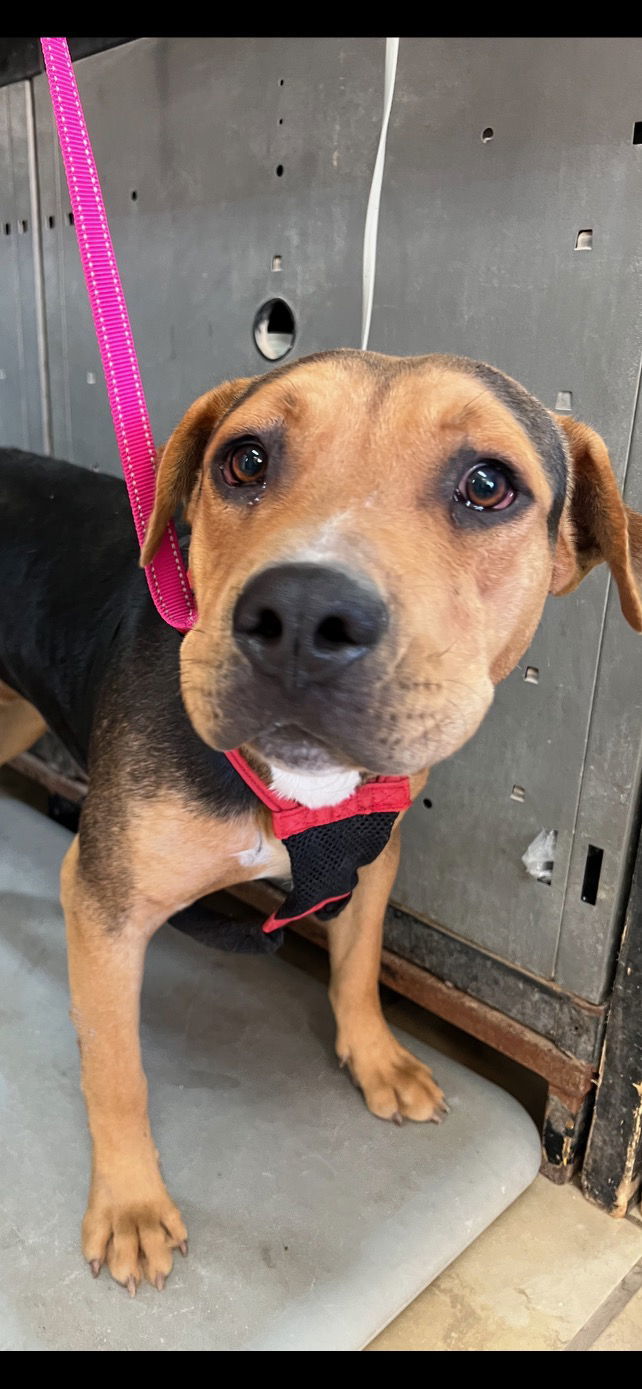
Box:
[368,1177,642,1350]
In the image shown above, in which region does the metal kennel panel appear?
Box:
[0,81,44,453]
[374,37,642,998]
[32,36,381,475]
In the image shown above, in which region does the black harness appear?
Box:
[225,749,410,936]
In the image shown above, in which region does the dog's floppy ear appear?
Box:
[140,377,256,566]
[549,415,642,632]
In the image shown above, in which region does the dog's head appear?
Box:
[140,351,642,779]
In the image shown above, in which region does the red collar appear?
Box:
[224,749,411,840]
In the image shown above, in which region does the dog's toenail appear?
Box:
[155,1274,165,1291]
[392,1111,404,1126]
[179,1239,188,1257]
[127,1276,137,1298]
[89,1259,101,1278]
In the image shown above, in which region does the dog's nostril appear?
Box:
[315,615,359,649]
[247,607,283,642]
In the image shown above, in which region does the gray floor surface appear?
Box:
[0,793,540,1351]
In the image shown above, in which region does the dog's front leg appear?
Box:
[61,836,187,1294]
[328,827,447,1124]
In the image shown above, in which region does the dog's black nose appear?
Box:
[233,563,388,689]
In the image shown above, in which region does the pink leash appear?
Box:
[40,36,197,633]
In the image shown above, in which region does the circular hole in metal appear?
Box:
[423,798,433,809]
[481,127,494,142]
[130,189,138,201]
[253,298,296,361]
[275,163,284,177]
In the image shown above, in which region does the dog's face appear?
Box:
[141,351,642,777]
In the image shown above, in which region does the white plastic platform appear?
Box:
[0,793,540,1351]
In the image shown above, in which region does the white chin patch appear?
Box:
[269,765,361,809]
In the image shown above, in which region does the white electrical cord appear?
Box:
[360,37,400,351]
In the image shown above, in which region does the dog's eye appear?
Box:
[455,461,516,512]
[223,441,268,487]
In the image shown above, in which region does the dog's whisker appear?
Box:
[453,387,488,424]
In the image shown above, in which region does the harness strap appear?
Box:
[40,36,197,633]
[226,747,411,838]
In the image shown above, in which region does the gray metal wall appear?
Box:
[3,37,642,1005]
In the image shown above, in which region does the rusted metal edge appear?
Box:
[9,751,88,804]
[383,903,605,1065]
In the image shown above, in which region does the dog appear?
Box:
[1,349,641,1295]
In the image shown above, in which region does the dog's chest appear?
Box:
[130,793,292,916]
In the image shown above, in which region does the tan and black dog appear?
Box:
[1,349,641,1294]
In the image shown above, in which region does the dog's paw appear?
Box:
[339,1027,448,1124]
[83,1172,188,1294]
